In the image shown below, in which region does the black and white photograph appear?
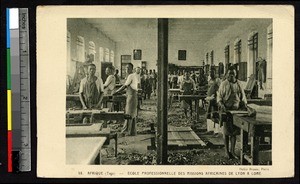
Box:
[65,18,272,166]
[36,5,294,178]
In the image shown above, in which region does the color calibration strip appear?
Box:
[6,8,12,173]
[6,8,31,172]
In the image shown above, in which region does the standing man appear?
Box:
[114,63,138,136]
[135,67,142,110]
[152,69,157,96]
[180,70,196,118]
[205,69,221,135]
[103,66,116,95]
[217,67,247,159]
[114,69,121,84]
[79,63,104,109]
[171,70,178,88]
[134,67,142,89]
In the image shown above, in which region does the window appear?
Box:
[234,40,241,63]
[205,53,209,65]
[133,49,142,60]
[224,45,230,71]
[178,50,186,60]
[105,48,110,62]
[99,47,104,62]
[210,50,214,65]
[234,40,247,81]
[110,50,114,63]
[248,32,258,77]
[76,36,85,62]
[88,41,96,62]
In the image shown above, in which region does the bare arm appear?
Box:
[115,74,132,94]
[79,80,87,109]
[103,75,112,89]
[217,82,226,112]
[115,85,126,94]
[79,93,87,109]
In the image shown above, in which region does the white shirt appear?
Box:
[134,73,141,84]
[125,73,138,91]
[177,75,184,85]
[103,75,116,95]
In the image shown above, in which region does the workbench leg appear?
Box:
[114,133,118,157]
[240,129,248,165]
[168,94,173,110]
[251,136,260,165]
[99,149,102,165]
[195,100,199,122]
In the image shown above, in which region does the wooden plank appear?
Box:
[170,131,186,147]
[66,108,110,114]
[188,131,206,146]
[167,126,192,132]
[66,123,103,134]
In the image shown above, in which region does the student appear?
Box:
[114,69,121,84]
[190,70,196,82]
[134,67,142,89]
[180,70,196,118]
[217,67,247,159]
[152,69,157,96]
[103,66,116,95]
[168,70,172,88]
[171,70,178,88]
[145,70,152,99]
[197,68,207,90]
[205,69,221,135]
[114,63,138,136]
[134,67,142,110]
[177,70,184,88]
[79,63,104,110]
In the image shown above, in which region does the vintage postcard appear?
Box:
[36,5,294,178]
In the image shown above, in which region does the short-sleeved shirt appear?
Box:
[180,78,196,94]
[217,79,247,110]
[134,73,141,84]
[103,75,116,95]
[177,75,184,85]
[125,73,138,91]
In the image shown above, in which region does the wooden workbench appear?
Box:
[102,95,126,111]
[66,94,127,111]
[66,108,131,125]
[178,94,207,121]
[168,89,181,110]
[66,136,107,165]
[66,124,118,157]
[232,113,272,165]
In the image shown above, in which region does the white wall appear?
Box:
[115,40,157,71]
[168,41,204,66]
[202,19,272,97]
[67,19,116,79]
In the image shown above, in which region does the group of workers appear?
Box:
[78,63,154,137]
[78,62,247,160]
[168,66,247,160]
[168,68,207,90]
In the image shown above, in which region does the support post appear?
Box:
[157,18,168,165]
